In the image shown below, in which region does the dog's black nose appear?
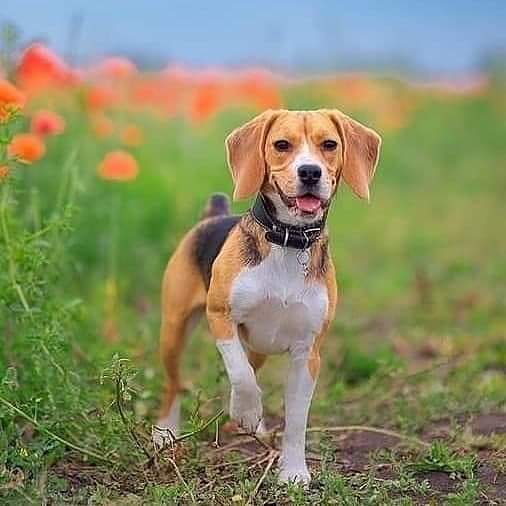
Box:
[298,164,321,186]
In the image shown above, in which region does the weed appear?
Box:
[408,441,476,479]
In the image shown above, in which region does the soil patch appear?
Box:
[472,413,506,436]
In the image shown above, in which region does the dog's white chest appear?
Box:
[230,247,328,355]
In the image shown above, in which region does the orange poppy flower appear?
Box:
[31,110,66,136]
[90,114,114,138]
[131,77,177,115]
[188,83,221,124]
[8,133,46,163]
[234,69,282,110]
[0,79,26,121]
[85,84,117,111]
[98,150,138,182]
[120,124,143,147]
[0,165,9,180]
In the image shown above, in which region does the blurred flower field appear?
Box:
[1,45,505,504]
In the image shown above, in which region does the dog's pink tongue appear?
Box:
[296,195,321,213]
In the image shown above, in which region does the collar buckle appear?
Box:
[283,228,290,247]
[250,194,327,250]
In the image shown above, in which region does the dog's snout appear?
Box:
[297,164,321,186]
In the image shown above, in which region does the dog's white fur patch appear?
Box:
[223,245,328,482]
[216,337,263,433]
[231,246,327,355]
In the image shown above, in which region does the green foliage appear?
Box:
[408,441,476,478]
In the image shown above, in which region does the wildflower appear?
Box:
[0,79,26,121]
[85,84,117,111]
[8,133,46,163]
[120,124,143,147]
[90,114,114,138]
[98,150,138,182]
[333,75,382,107]
[0,165,9,180]
[96,57,137,79]
[235,69,282,109]
[131,78,177,115]
[188,82,220,124]
[31,110,66,136]
[16,43,78,94]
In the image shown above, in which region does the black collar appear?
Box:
[249,194,327,250]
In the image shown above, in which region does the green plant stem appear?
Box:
[172,409,225,443]
[0,183,31,313]
[0,395,115,464]
[108,191,120,280]
[54,147,78,213]
[29,187,41,231]
[26,223,53,241]
[115,379,152,460]
[49,147,79,265]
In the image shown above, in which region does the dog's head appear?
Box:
[226,109,381,225]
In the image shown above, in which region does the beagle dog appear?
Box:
[154,109,381,484]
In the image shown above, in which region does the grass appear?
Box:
[1,77,505,504]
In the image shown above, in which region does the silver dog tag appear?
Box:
[297,249,311,276]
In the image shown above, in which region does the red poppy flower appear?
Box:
[31,110,66,136]
[16,43,79,94]
[98,150,138,182]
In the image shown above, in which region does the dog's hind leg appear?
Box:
[157,307,203,438]
[154,238,206,447]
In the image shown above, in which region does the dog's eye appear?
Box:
[321,139,338,151]
[273,140,291,152]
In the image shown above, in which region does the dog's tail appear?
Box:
[200,193,230,220]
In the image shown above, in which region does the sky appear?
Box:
[2,0,506,77]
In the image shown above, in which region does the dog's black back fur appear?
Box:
[194,194,240,288]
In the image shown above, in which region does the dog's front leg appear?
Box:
[279,348,319,485]
[207,296,262,433]
[216,335,263,433]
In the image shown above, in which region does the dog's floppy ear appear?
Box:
[325,109,381,201]
[226,109,280,201]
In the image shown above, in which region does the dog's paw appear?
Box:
[230,385,262,433]
[152,397,180,449]
[151,425,176,449]
[279,465,311,486]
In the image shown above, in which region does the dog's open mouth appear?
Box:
[295,194,322,214]
[274,180,325,216]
